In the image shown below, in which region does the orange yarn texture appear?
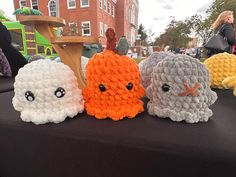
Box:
[82,50,145,120]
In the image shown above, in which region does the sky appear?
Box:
[1,0,214,37]
[138,0,214,37]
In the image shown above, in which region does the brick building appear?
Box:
[13,0,139,46]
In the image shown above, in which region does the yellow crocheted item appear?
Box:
[222,76,236,96]
[204,53,236,88]
[82,50,145,120]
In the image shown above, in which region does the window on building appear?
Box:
[131,28,136,46]
[68,22,78,34]
[31,0,38,10]
[48,0,57,17]
[126,31,131,44]
[81,0,89,8]
[67,0,76,9]
[111,5,115,17]
[126,7,130,20]
[37,45,45,54]
[131,5,135,24]
[104,0,107,11]
[9,29,24,51]
[46,48,52,55]
[107,2,111,14]
[19,0,26,8]
[82,21,91,36]
[99,0,102,9]
[104,24,108,34]
[100,22,103,36]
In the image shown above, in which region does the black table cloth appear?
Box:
[0,90,236,177]
[0,77,14,93]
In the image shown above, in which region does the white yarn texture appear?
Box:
[12,59,84,125]
[146,54,218,123]
[139,52,174,89]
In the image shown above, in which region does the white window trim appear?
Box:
[67,0,76,9]
[19,0,26,8]
[100,22,103,37]
[104,0,107,11]
[99,0,102,9]
[107,2,111,14]
[131,5,135,24]
[80,0,89,8]
[82,21,91,36]
[30,0,33,8]
[30,0,38,9]
[111,5,115,17]
[48,0,57,17]
[131,28,136,46]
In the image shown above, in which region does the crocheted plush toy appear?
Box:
[139,51,174,89]
[83,28,145,120]
[12,59,84,125]
[222,75,236,96]
[146,54,217,123]
[27,54,45,63]
[27,54,89,79]
[0,22,27,77]
[204,52,236,88]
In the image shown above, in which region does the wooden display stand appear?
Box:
[19,15,98,89]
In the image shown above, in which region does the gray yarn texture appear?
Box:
[139,51,174,89]
[146,54,218,123]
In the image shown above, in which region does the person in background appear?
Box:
[0,21,27,77]
[209,10,236,56]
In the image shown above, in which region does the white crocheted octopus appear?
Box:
[12,59,84,125]
[146,54,217,123]
[139,51,174,89]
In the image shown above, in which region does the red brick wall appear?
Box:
[59,0,98,37]
[38,1,50,16]
[115,0,125,40]
[98,0,116,45]
[13,0,139,46]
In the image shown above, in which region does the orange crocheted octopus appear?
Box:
[83,28,144,120]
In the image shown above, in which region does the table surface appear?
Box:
[0,77,14,93]
[0,89,236,177]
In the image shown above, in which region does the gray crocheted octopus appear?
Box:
[139,51,174,89]
[146,54,217,123]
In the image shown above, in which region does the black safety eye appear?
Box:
[25,91,35,102]
[99,84,106,92]
[126,82,133,90]
[55,87,66,98]
[162,84,170,92]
